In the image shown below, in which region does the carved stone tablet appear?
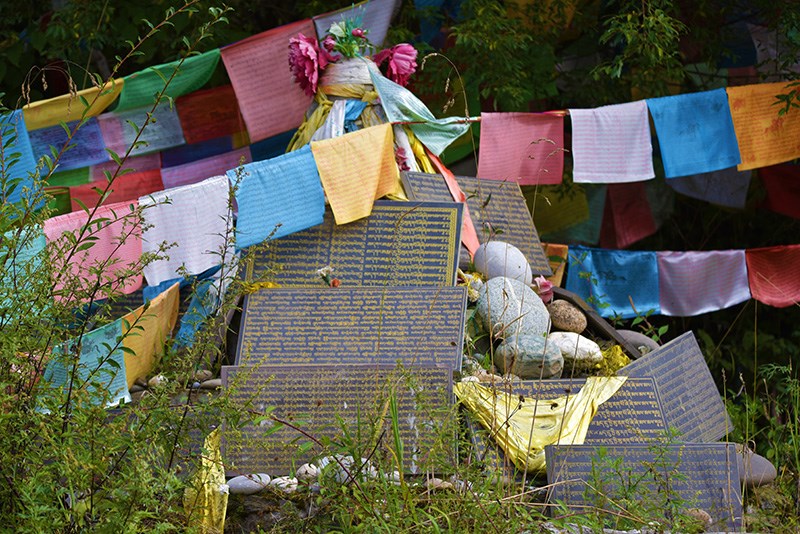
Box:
[545,443,742,531]
[221,364,453,476]
[243,200,462,286]
[236,286,467,369]
[618,331,732,442]
[400,172,552,276]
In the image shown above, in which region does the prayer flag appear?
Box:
[176,84,246,144]
[566,246,660,319]
[98,103,186,157]
[599,183,657,249]
[478,112,564,185]
[541,184,606,245]
[69,169,163,212]
[313,0,400,47]
[658,250,750,316]
[311,123,401,224]
[161,147,251,189]
[760,163,800,219]
[746,245,800,307]
[227,144,325,248]
[28,117,109,171]
[569,100,655,183]
[1,110,40,206]
[22,79,124,130]
[668,167,751,209]
[647,89,741,178]
[114,50,221,112]
[727,82,800,170]
[221,20,316,142]
[140,176,233,287]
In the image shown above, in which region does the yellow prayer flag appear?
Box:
[121,282,180,389]
[22,79,124,131]
[727,82,800,170]
[543,242,568,287]
[530,185,590,236]
[183,428,228,533]
[311,123,402,225]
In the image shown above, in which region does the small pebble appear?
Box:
[129,384,145,393]
[135,377,148,388]
[426,477,453,491]
[147,375,167,388]
[194,369,214,382]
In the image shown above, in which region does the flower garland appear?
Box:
[288,17,418,96]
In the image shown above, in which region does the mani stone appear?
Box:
[228,473,271,495]
[494,334,564,379]
[475,277,550,340]
[546,332,603,368]
[473,241,533,285]
[547,300,587,334]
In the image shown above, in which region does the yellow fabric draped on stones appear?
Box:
[454,376,626,473]
[183,428,228,533]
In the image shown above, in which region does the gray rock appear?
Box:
[736,444,777,487]
[473,241,533,285]
[548,300,587,334]
[547,332,603,368]
[494,334,564,379]
[616,329,660,354]
[228,473,271,495]
[194,369,214,382]
[475,277,551,340]
[147,374,167,388]
[200,378,222,390]
[129,384,145,393]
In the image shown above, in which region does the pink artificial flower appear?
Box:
[320,35,340,63]
[373,43,418,86]
[533,275,554,304]
[351,28,366,39]
[288,33,328,97]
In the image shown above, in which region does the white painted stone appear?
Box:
[546,332,603,367]
[227,473,271,495]
[473,241,533,284]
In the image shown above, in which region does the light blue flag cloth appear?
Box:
[0,226,45,310]
[368,62,471,156]
[44,318,131,408]
[344,100,368,133]
[1,110,39,206]
[566,245,660,319]
[29,117,109,171]
[227,144,325,249]
[647,89,741,178]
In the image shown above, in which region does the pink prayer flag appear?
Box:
[161,147,252,189]
[70,169,164,212]
[599,183,657,249]
[569,100,655,183]
[658,250,751,316]
[746,245,800,307]
[477,112,564,185]
[44,200,143,301]
[727,82,800,170]
[222,20,315,143]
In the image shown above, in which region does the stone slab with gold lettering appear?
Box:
[236,286,467,369]
[400,171,552,276]
[618,331,732,442]
[243,200,463,286]
[546,443,742,531]
[221,364,453,476]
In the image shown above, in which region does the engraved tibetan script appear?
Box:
[222,364,453,476]
[618,331,732,442]
[400,172,551,275]
[244,200,462,286]
[546,443,742,531]
[236,286,467,369]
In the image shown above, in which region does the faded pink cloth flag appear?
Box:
[161,147,252,189]
[599,183,657,249]
[746,245,800,307]
[658,250,751,316]
[221,19,315,143]
[478,112,564,185]
[44,201,144,301]
[569,100,655,183]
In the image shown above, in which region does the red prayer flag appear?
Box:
[70,169,164,212]
[746,245,800,307]
[759,163,800,219]
[176,84,247,145]
[599,182,657,249]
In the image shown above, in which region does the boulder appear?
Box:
[736,444,777,487]
[547,332,603,368]
[228,473,271,495]
[473,241,533,285]
[547,300,587,334]
[475,277,550,340]
[494,334,564,379]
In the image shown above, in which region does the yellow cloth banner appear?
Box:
[727,82,800,170]
[543,242,569,287]
[22,79,124,131]
[183,428,228,533]
[529,185,590,236]
[311,123,402,224]
[121,282,180,389]
[455,376,626,473]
